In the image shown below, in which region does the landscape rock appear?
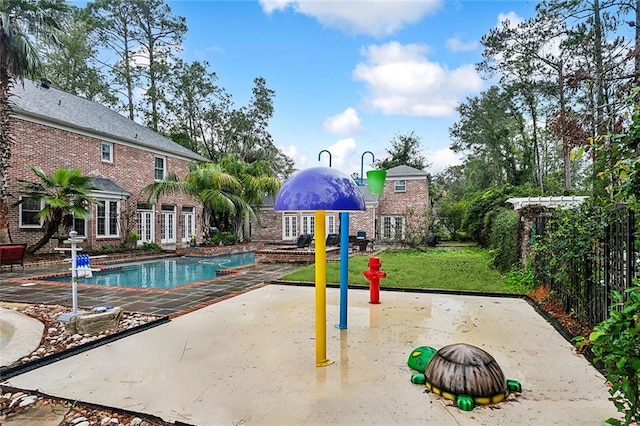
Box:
[65,307,123,335]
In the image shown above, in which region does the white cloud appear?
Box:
[323,107,363,135]
[353,41,484,117]
[445,36,478,52]
[427,147,463,173]
[279,143,308,169]
[325,137,357,169]
[498,11,523,28]
[259,0,443,37]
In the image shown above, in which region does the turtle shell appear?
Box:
[424,343,507,398]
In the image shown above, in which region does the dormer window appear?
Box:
[394,180,406,192]
[101,142,113,163]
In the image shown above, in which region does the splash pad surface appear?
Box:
[4,285,618,425]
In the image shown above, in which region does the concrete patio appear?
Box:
[3,285,619,425]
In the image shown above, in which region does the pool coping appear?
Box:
[18,254,252,293]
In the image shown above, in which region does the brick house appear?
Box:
[7,79,206,251]
[251,165,430,243]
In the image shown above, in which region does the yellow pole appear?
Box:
[315,210,331,367]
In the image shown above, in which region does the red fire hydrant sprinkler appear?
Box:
[363,256,386,304]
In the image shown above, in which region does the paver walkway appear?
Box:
[1,259,297,317]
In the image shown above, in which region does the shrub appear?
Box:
[210,232,238,245]
[503,266,539,293]
[140,242,162,251]
[532,203,607,306]
[584,282,640,425]
[462,185,517,246]
[489,209,519,273]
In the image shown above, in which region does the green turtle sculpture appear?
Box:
[408,343,522,411]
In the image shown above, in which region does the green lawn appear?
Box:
[279,248,515,293]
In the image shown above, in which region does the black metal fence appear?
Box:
[534,204,637,326]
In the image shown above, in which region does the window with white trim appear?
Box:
[154,156,166,180]
[73,217,86,237]
[137,205,154,243]
[382,215,405,240]
[19,197,43,228]
[282,213,298,240]
[301,214,315,236]
[326,213,336,235]
[97,200,120,237]
[181,206,196,242]
[394,180,406,192]
[101,142,113,163]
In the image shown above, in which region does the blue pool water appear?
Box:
[48,253,255,289]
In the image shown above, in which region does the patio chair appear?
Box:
[325,233,339,246]
[0,243,27,271]
[296,234,313,248]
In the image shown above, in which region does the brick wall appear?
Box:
[377,178,429,238]
[252,176,429,244]
[251,208,281,242]
[8,118,200,250]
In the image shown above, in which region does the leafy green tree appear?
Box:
[450,87,532,187]
[41,6,117,106]
[536,0,634,198]
[15,166,97,254]
[0,0,69,244]
[131,0,186,132]
[165,59,229,156]
[86,0,140,120]
[478,12,573,191]
[590,88,640,207]
[436,198,467,241]
[142,162,244,237]
[462,185,519,247]
[218,154,280,240]
[375,131,428,170]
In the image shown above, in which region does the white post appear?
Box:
[69,230,78,314]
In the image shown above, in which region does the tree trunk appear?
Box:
[27,221,59,254]
[0,200,10,244]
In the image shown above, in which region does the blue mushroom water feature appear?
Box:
[274,167,365,366]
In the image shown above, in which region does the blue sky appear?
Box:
[166,1,539,176]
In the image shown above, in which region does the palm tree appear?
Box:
[218,154,280,240]
[15,166,97,254]
[0,0,69,243]
[142,162,244,237]
[143,159,281,241]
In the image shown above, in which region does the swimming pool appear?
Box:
[47,252,255,289]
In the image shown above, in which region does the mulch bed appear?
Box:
[527,284,593,340]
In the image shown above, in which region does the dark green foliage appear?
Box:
[210,232,238,245]
[462,185,517,246]
[489,209,519,273]
[503,266,539,293]
[533,203,606,286]
[139,242,162,251]
[375,131,428,171]
[585,283,640,425]
[532,202,607,322]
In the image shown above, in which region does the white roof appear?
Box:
[505,196,588,210]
